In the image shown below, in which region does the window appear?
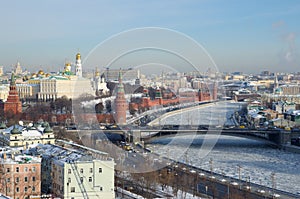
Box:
[15,136,17,140]
[16,167,19,172]
[32,167,36,172]
[90,168,93,173]
[68,178,71,183]
[16,177,19,183]
[16,187,19,192]
[7,187,10,193]
[24,167,28,172]
[6,168,10,172]
[100,187,103,191]
[32,186,36,192]
[89,177,92,182]
[80,168,83,173]
[68,169,71,174]
[24,186,28,192]
[24,177,28,182]
[7,178,10,183]
[99,168,102,173]
[80,177,83,183]
[71,187,75,192]
[32,176,36,181]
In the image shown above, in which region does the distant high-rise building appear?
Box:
[261,70,271,76]
[104,68,139,81]
[14,62,22,75]
[0,66,3,76]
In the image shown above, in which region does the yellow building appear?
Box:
[0,122,55,148]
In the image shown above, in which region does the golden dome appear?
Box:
[65,63,71,66]
[76,53,81,60]
[38,70,44,75]
[95,69,100,77]
[45,73,50,77]
[31,73,37,78]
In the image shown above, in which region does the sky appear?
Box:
[0,0,299,74]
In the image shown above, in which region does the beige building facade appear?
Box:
[0,123,55,148]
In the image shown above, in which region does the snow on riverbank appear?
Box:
[149,135,300,194]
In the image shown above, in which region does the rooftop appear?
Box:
[0,147,41,164]
[29,144,113,166]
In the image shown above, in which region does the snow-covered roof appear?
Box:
[1,123,48,138]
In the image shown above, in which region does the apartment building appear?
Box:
[33,144,115,199]
[0,148,41,199]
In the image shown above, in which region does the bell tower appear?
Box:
[75,52,82,77]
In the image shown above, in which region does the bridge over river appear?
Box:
[77,101,300,148]
[77,126,300,148]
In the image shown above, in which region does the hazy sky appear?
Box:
[0,0,299,73]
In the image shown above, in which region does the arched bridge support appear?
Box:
[268,130,291,148]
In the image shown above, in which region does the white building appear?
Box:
[28,53,94,101]
[34,144,115,199]
[91,69,110,96]
[0,85,9,101]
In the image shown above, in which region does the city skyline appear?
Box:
[0,0,299,73]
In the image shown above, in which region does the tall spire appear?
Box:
[116,69,124,93]
[10,72,16,86]
[118,69,123,84]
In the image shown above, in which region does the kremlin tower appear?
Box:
[3,73,22,114]
[75,52,82,77]
[114,70,127,125]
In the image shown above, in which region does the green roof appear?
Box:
[11,125,21,134]
[0,122,7,129]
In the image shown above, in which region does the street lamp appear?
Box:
[227,181,230,199]
[237,164,242,189]
[248,176,251,190]
[271,172,276,198]
[209,158,213,176]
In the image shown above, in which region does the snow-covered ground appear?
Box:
[149,135,300,195]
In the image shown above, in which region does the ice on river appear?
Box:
[148,135,300,194]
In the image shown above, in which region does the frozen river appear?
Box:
[147,101,300,194]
